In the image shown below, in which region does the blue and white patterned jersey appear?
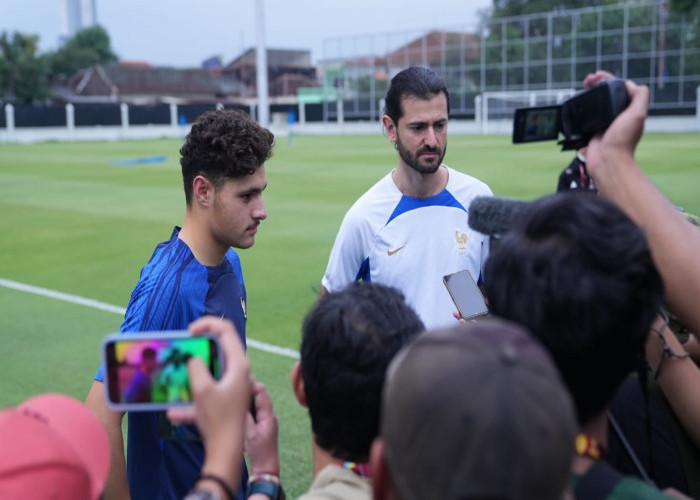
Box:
[322,166,492,330]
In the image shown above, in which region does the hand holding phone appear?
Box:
[103,331,223,412]
[443,270,489,321]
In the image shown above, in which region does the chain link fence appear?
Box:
[321,1,700,119]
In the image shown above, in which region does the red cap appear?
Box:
[0,393,110,500]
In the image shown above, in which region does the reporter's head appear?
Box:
[484,193,663,425]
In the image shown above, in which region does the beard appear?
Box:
[396,133,447,175]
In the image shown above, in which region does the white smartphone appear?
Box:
[102,331,223,412]
[443,270,489,320]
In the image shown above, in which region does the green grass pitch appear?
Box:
[0,131,697,497]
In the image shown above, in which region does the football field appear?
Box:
[0,131,697,496]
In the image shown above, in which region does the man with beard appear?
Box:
[320,66,492,329]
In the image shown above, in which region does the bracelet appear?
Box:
[650,309,691,380]
[197,474,235,500]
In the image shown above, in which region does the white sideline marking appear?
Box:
[0,277,299,360]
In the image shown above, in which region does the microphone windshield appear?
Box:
[468,196,528,237]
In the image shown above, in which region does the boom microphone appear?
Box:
[468,196,528,237]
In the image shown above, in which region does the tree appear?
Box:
[671,0,699,15]
[47,25,118,78]
[490,0,603,18]
[0,31,49,103]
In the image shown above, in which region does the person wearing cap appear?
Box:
[244,282,425,500]
[369,319,578,500]
[482,192,685,499]
[0,393,110,500]
[319,66,492,330]
[85,109,274,500]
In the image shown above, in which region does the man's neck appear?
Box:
[310,439,368,479]
[310,440,337,478]
[178,211,227,267]
[571,412,608,476]
[392,164,448,198]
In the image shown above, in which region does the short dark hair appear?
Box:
[300,282,425,462]
[484,193,663,425]
[141,347,156,360]
[384,66,450,125]
[180,109,274,204]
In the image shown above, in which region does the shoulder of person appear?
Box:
[444,166,493,197]
[297,465,371,500]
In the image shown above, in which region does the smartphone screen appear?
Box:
[102,331,222,411]
[443,270,489,320]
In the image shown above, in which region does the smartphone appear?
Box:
[443,270,489,320]
[102,331,223,412]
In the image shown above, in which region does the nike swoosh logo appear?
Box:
[387,245,406,256]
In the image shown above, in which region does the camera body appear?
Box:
[512,79,630,150]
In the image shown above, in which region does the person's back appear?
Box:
[297,282,424,499]
[246,282,425,500]
[482,193,673,499]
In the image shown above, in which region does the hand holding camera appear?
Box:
[583,71,650,184]
[513,76,631,151]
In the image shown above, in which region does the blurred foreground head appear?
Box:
[376,319,576,500]
[0,393,110,500]
[300,282,425,462]
[484,193,663,424]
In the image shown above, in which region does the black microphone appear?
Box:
[468,196,527,237]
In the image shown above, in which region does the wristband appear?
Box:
[247,474,285,500]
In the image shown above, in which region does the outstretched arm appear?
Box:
[646,314,700,449]
[584,71,700,335]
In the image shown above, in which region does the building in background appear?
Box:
[60,0,97,45]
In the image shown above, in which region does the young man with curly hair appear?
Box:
[85,109,274,500]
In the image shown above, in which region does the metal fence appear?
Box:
[321,1,700,118]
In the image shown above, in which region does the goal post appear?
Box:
[476,89,576,135]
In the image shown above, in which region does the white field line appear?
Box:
[0,277,299,360]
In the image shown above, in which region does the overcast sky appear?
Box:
[0,0,492,67]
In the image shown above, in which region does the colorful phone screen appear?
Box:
[103,333,220,411]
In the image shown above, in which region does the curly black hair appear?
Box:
[180,109,274,204]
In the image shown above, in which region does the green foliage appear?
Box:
[47,25,118,78]
[482,0,700,90]
[0,31,49,103]
[671,0,699,15]
[491,0,602,18]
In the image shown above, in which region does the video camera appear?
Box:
[512,79,630,151]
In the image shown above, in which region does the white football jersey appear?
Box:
[322,166,492,330]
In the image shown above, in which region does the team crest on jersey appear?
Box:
[455,229,468,255]
[241,297,247,319]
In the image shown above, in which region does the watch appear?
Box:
[246,478,285,500]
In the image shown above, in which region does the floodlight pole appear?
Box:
[255,0,270,127]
